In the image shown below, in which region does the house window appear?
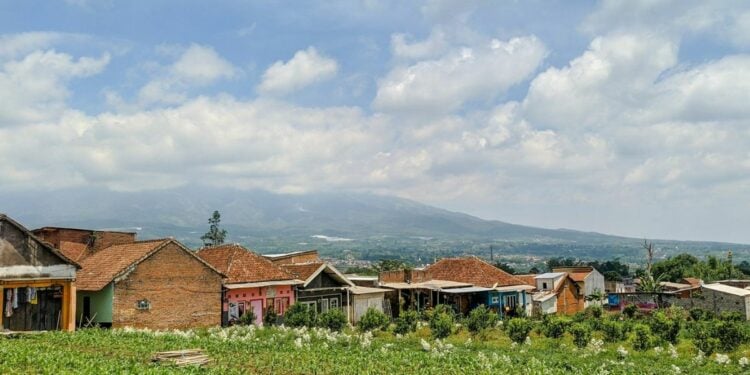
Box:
[503,294,518,310]
[136,299,151,310]
[330,298,339,309]
[542,282,548,290]
[302,301,316,313]
[491,296,499,304]
[321,298,329,313]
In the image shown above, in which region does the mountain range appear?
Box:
[1,187,747,263]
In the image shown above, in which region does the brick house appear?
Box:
[552,267,605,307]
[528,272,584,315]
[1,215,79,332]
[34,227,224,329]
[197,244,302,326]
[424,257,534,317]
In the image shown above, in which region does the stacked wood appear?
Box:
[152,349,210,367]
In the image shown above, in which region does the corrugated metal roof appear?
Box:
[535,272,565,279]
[703,283,750,297]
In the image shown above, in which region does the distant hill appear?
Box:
[1,187,747,262]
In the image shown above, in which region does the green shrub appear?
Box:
[507,318,533,344]
[393,310,419,335]
[719,311,744,322]
[622,304,637,319]
[586,305,603,319]
[237,309,257,326]
[714,320,746,352]
[689,308,713,321]
[569,323,592,349]
[429,305,455,339]
[263,308,278,326]
[541,317,568,339]
[631,324,654,351]
[358,308,390,332]
[648,311,681,344]
[284,303,314,328]
[692,322,718,355]
[466,305,498,334]
[601,320,625,343]
[317,308,347,331]
[571,312,587,323]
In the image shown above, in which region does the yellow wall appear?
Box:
[0,279,76,332]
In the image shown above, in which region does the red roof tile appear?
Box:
[515,274,537,287]
[197,244,295,284]
[425,257,527,288]
[76,239,169,291]
[280,262,325,281]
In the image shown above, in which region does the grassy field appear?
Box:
[1,324,748,374]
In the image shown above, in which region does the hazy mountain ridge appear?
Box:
[1,187,747,261]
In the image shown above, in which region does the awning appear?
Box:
[438,286,493,294]
[494,285,535,292]
[349,286,390,295]
[225,279,304,289]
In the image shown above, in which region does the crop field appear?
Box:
[0,323,748,374]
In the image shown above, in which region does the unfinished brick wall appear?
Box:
[112,242,222,329]
[33,228,136,253]
[269,251,321,265]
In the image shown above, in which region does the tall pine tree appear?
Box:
[201,210,227,247]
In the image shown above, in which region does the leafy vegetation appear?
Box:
[358,308,390,332]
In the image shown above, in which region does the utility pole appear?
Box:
[490,245,494,262]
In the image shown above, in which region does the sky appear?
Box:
[1,0,750,243]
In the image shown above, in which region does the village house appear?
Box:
[526,272,584,315]
[690,283,750,320]
[264,250,364,320]
[552,266,605,307]
[425,257,534,317]
[33,227,225,329]
[1,215,79,332]
[378,268,472,316]
[197,244,302,326]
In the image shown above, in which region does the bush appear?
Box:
[569,323,592,349]
[317,308,347,331]
[358,308,390,332]
[466,305,498,334]
[541,317,568,339]
[586,305,604,319]
[714,320,746,352]
[506,318,533,344]
[263,309,278,326]
[648,311,681,344]
[429,306,454,339]
[571,312,587,323]
[393,310,419,335]
[284,303,314,328]
[689,308,713,321]
[622,304,637,319]
[631,324,654,351]
[692,322,719,355]
[601,320,625,343]
[237,309,257,326]
[719,311,744,322]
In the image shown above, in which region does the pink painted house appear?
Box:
[197,244,302,326]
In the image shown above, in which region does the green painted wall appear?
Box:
[76,283,113,324]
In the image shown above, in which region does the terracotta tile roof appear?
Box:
[424,257,527,288]
[568,272,589,282]
[280,262,325,281]
[515,274,537,287]
[197,244,295,284]
[76,239,170,291]
[59,241,88,262]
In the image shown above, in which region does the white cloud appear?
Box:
[373,36,547,113]
[258,47,339,95]
[0,50,110,126]
[137,44,236,106]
